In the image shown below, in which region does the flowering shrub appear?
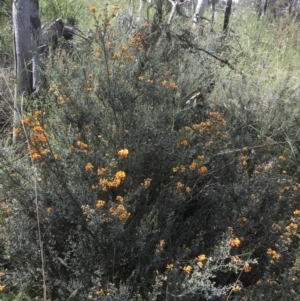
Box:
[2,2,300,301]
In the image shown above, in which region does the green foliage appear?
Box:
[2,1,300,301]
[39,0,83,25]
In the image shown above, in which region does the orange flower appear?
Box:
[34,111,42,119]
[294,209,300,215]
[118,148,129,157]
[90,6,97,13]
[33,125,44,133]
[279,156,286,162]
[186,187,192,193]
[97,168,106,176]
[41,148,50,156]
[22,117,31,125]
[85,162,94,172]
[32,152,41,160]
[166,263,174,270]
[115,171,126,181]
[189,161,198,171]
[180,140,188,146]
[116,195,124,202]
[113,52,121,59]
[198,166,208,175]
[162,80,168,86]
[113,5,120,10]
[197,254,207,261]
[183,265,192,274]
[143,178,152,187]
[77,141,88,149]
[177,182,184,189]
[169,81,178,90]
[120,45,127,52]
[14,127,21,135]
[243,264,251,273]
[96,200,105,209]
[231,238,241,248]
[126,55,133,61]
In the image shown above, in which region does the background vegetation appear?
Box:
[1,0,300,300]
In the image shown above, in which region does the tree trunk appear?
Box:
[223,0,232,32]
[12,0,42,143]
[192,0,208,29]
[261,0,268,17]
[167,0,190,25]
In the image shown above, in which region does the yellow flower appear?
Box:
[96,200,105,209]
[113,5,120,10]
[242,146,248,152]
[279,156,286,162]
[162,80,168,86]
[183,265,192,274]
[198,155,205,161]
[46,207,52,214]
[198,166,208,175]
[85,163,94,172]
[115,171,126,181]
[231,238,241,248]
[138,76,144,81]
[118,148,129,157]
[107,41,114,47]
[14,127,21,135]
[106,21,111,26]
[0,284,6,291]
[90,6,97,13]
[113,52,121,59]
[116,195,124,202]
